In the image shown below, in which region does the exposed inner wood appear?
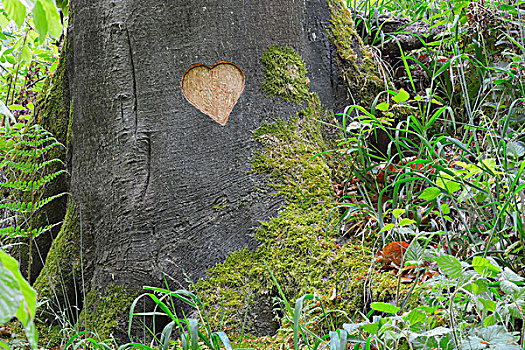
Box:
[181,61,245,126]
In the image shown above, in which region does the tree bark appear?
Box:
[34,0,390,340]
[39,0,348,336]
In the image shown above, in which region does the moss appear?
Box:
[190,37,411,338]
[261,45,314,104]
[76,285,141,340]
[37,39,71,150]
[34,200,81,317]
[326,0,389,106]
[193,105,402,337]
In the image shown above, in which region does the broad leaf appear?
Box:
[502,267,524,282]
[0,250,37,347]
[476,297,496,312]
[393,208,405,219]
[508,141,525,158]
[419,187,441,201]
[0,265,23,324]
[405,240,424,263]
[393,88,410,103]
[38,0,61,37]
[472,256,500,278]
[32,0,47,39]
[2,0,25,27]
[500,280,522,297]
[361,323,379,334]
[376,102,389,111]
[399,218,416,226]
[464,279,489,295]
[440,203,450,215]
[370,302,400,314]
[406,308,426,325]
[434,255,463,279]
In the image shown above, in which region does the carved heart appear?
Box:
[181,61,245,126]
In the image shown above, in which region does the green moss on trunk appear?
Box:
[34,200,81,320]
[191,30,405,337]
[76,285,141,341]
[194,110,400,337]
[261,45,314,104]
[326,0,390,106]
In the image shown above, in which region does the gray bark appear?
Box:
[63,0,345,335]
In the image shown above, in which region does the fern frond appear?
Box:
[0,222,61,238]
[0,170,68,191]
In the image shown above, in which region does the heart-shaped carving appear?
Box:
[181,61,245,126]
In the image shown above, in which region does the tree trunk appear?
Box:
[35,0,386,340]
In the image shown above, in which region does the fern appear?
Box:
[0,123,67,240]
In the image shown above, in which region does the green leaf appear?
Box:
[0,250,37,347]
[8,104,25,110]
[418,187,441,201]
[393,208,405,219]
[440,203,450,215]
[0,340,11,350]
[370,302,400,314]
[464,279,489,295]
[32,0,47,39]
[405,240,424,263]
[0,264,23,324]
[484,314,495,327]
[376,102,389,111]
[508,141,525,158]
[361,323,379,334]
[406,308,426,325]
[17,0,35,8]
[480,158,497,173]
[502,267,524,282]
[393,88,410,103]
[442,179,461,193]
[20,45,31,62]
[398,218,416,227]
[500,280,522,297]
[434,255,463,279]
[38,0,61,37]
[0,10,10,27]
[2,0,25,27]
[380,223,395,232]
[472,257,500,278]
[476,297,496,312]
[55,0,67,12]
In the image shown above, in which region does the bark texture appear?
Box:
[49,0,349,336]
